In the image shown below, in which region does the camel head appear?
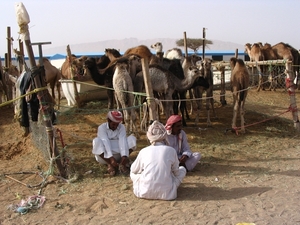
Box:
[150,42,163,53]
[105,48,121,58]
[229,57,238,69]
[244,43,252,53]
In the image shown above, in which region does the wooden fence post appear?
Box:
[141,58,157,122]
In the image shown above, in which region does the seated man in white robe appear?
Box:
[130,120,186,200]
[165,115,201,172]
[92,110,136,176]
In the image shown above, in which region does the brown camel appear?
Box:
[124,45,153,62]
[60,55,87,80]
[229,57,250,133]
[271,42,300,90]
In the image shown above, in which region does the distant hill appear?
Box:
[42,38,245,56]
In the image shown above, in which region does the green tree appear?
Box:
[176,38,213,53]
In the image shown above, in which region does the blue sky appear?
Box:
[1,0,300,57]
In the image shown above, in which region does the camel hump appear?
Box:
[124,45,152,61]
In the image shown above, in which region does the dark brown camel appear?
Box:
[192,58,216,127]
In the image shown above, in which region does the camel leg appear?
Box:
[188,89,194,115]
[194,87,202,126]
[57,82,61,109]
[140,102,148,132]
[232,97,238,129]
[206,97,212,127]
[240,101,246,133]
[257,70,262,92]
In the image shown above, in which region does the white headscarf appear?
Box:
[146,120,167,145]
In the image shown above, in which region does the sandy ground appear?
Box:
[1,89,300,225]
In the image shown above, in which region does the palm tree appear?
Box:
[176,38,213,53]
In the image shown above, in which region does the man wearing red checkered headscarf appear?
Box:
[165,115,201,172]
[92,110,136,176]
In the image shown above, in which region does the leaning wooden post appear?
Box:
[6,27,12,68]
[15,2,66,177]
[141,58,157,122]
[18,39,25,73]
[285,61,300,131]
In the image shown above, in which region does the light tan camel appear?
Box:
[229,57,250,133]
[245,43,264,91]
[258,42,279,91]
[113,61,138,137]
[39,58,62,108]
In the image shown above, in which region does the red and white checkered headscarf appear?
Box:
[107,111,123,123]
[165,115,182,131]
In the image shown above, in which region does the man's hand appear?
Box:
[109,157,119,168]
[179,155,188,164]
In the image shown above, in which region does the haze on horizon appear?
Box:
[1,0,300,57]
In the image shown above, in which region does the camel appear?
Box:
[83,55,115,109]
[60,55,87,80]
[192,58,216,127]
[244,43,264,91]
[150,42,163,53]
[258,42,279,91]
[1,65,20,104]
[267,42,300,90]
[84,53,142,110]
[164,48,184,62]
[181,54,203,115]
[148,47,192,126]
[104,48,122,62]
[133,64,202,121]
[229,57,250,133]
[39,58,62,108]
[124,45,153,62]
[112,61,138,137]
[150,42,164,66]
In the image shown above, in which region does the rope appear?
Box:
[225,106,293,135]
[0,86,48,108]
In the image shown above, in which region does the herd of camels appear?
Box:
[0,41,298,135]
